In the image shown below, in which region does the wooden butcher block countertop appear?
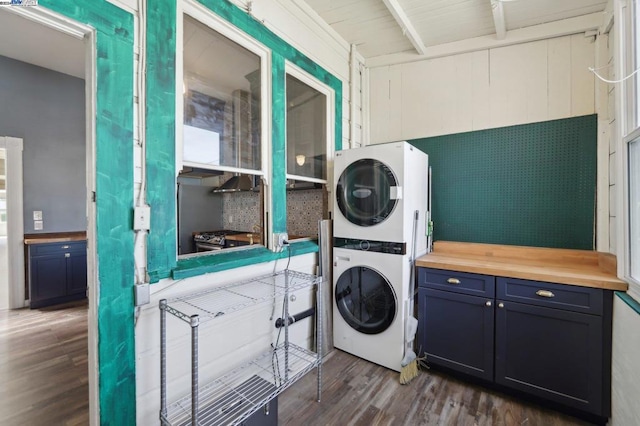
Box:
[416,241,628,291]
[24,231,87,245]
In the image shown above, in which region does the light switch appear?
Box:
[34,220,43,230]
[33,210,42,221]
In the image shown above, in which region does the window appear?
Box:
[178,14,266,256]
[630,139,640,282]
[285,67,332,240]
[623,0,640,296]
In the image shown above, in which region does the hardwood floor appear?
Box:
[0,303,594,426]
[0,301,88,426]
[279,350,593,426]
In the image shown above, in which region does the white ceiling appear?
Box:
[302,0,608,61]
[0,0,609,81]
[0,8,84,79]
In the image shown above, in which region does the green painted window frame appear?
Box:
[40,0,136,423]
[147,0,342,283]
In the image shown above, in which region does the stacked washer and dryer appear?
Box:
[332,141,429,372]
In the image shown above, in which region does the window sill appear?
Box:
[168,240,319,281]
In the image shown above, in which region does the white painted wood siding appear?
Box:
[368,33,596,144]
[611,297,640,426]
[135,1,354,423]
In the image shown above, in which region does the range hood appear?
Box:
[212,174,253,193]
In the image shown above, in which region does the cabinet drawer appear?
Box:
[418,268,495,297]
[497,277,603,315]
[30,241,86,256]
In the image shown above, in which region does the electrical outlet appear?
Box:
[133,205,151,231]
[274,232,289,250]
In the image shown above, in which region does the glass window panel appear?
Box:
[630,139,640,280]
[183,15,261,171]
[178,15,264,257]
[286,74,326,180]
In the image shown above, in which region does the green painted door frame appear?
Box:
[39,1,136,424]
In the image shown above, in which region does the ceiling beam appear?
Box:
[367,12,603,67]
[491,0,506,40]
[382,0,427,55]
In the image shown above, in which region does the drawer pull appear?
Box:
[64,253,71,258]
[61,245,70,249]
[485,301,492,307]
[446,278,461,285]
[535,290,555,298]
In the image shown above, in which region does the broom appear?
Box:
[400,210,420,385]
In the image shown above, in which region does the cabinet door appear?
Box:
[30,254,68,307]
[418,288,494,381]
[67,250,87,295]
[495,300,603,415]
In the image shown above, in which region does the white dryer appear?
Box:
[332,246,412,372]
[333,141,429,255]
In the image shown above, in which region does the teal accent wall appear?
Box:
[40,0,136,424]
[410,115,597,250]
[146,0,343,282]
[272,54,287,234]
[147,0,178,280]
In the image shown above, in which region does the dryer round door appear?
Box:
[336,158,398,227]
[335,265,397,334]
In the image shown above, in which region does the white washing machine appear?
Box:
[332,246,412,372]
[333,141,429,255]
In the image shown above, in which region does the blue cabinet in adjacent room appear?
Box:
[28,240,87,308]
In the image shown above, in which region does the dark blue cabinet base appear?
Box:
[28,241,87,309]
[417,267,612,422]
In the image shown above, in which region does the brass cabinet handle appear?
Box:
[535,290,555,298]
[447,278,460,285]
[485,301,492,307]
[498,302,504,308]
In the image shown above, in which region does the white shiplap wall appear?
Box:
[611,297,640,426]
[369,33,596,143]
[133,1,356,424]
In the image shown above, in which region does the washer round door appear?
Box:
[336,158,398,227]
[335,266,397,334]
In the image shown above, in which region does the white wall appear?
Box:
[369,33,596,143]
[135,254,318,424]
[611,296,640,426]
[134,1,354,423]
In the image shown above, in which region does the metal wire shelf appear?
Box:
[161,344,318,426]
[159,269,323,426]
[166,270,321,324]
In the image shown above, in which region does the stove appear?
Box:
[193,230,244,251]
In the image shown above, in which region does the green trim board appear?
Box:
[146,0,343,282]
[40,1,136,424]
[410,114,597,250]
[172,241,319,280]
[616,291,640,315]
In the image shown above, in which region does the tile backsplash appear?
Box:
[222,188,326,238]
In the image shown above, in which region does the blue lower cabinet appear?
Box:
[418,287,494,381]
[417,267,612,420]
[29,241,87,308]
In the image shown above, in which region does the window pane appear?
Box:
[178,16,264,257]
[286,74,326,180]
[630,139,640,280]
[183,15,261,170]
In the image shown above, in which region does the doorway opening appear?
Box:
[0,6,97,424]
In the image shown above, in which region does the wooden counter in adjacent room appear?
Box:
[416,241,628,291]
[24,231,87,245]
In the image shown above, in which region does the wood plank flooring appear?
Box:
[279,350,593,426]
[0,303,594,426]
[0,301,88,426]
